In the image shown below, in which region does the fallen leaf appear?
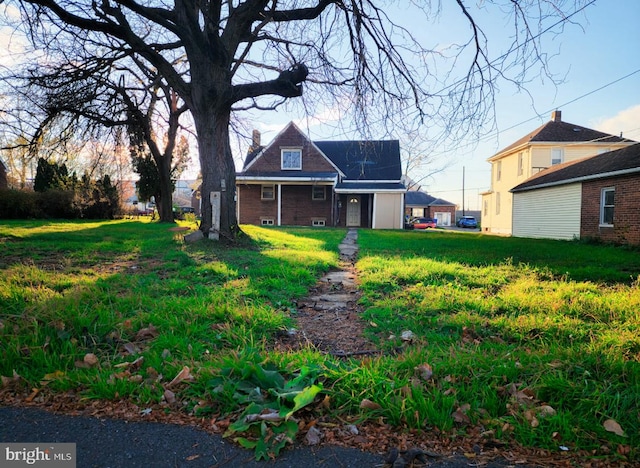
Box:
[135,323,159,341]
[603,419,627,437]
[121,342,139,355]
[167,366,194,387]
[415,363,433,381]
[163,389,176,404]
[538,405,556,417]
[25,388,40,402]
[452,405,471,425]
[359,399,381,410]
[83,353,99,367]
[305,426,322,445]
[185,455,200,461]
[401,330,415,341]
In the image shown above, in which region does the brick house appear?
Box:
[236,122,406,229]
[404,191,457,226]
[481,110,635,235]
[510,143,640,245]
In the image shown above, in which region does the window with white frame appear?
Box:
[496,161,502,181]
[281,149,302,170]
[261,218,275,226]
[551,148,564,165]
[600,187,614,226]
[312,185,326,201]
[496,192,501,215]
[483,199,488,216]
[518,152,524,176]
[261,184,275,200]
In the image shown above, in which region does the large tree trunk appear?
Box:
[156,161,174,223]
[192,108,239,239]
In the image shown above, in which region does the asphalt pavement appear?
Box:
[0,406,525,467]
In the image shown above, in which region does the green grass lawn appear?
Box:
[0,220,638,462]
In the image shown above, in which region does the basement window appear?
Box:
[261,218,275,226]
[312,218,326,227]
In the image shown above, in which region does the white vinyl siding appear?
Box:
[512,183,582,240]
[372,193,404,229]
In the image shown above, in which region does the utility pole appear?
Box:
[462,166,465,217]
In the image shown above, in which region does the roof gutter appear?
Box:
[511,166,640,193]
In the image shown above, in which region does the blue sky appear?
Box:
[237,0,640,211]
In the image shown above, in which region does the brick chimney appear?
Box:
[551,110,562,122]
[251,129,261,149]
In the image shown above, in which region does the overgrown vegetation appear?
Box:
[0,158,119,219]
[0,221,638,462]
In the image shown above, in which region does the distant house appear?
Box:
[0,158,8,190]
[511,143,640,245]
[404,191,457,226]
[481,110,635,235]
[236,122,406,229]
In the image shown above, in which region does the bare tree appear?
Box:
[8,0,587,238]
[15,45,191,222]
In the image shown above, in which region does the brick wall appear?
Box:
[280,185,333,225]
[238,184,334,226]
[246,125,335,173]
[581,174,640,245]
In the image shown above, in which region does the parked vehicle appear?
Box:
[410,217,437,229]
[456,216,478,228]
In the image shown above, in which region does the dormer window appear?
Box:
[281,148,302,170]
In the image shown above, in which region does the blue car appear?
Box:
[456,216,478,228]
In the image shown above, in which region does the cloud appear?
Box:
[592,104,640,141]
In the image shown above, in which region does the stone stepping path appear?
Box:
[277,229,377,356]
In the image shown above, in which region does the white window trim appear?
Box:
[599,187,615,227]
[551,147,564,166]
[261,218,275,226]
[518,152,524,176]
[281,148,302,170]
[261,184,275,200]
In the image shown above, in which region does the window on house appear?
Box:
[261,184,275,200]
[312,185,326,200]
[312,218,326,227]
[518,152,524,176]
[281,149,302,170]
[496,161,502,181]
[551,148,564,165]
[496,192,501,215]
[600,187,614,226]
[484,199,488,217]
[261,218,275,226]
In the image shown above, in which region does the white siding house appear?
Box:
[512,183,582,240]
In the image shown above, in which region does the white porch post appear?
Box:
[277,183,282,226]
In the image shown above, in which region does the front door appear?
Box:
[346,196,361,227]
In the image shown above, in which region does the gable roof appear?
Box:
[511,143,640,192]
[240,122,403,183]
[405,191,455,207]
[314,140,402,181]
[490,112,634,160]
